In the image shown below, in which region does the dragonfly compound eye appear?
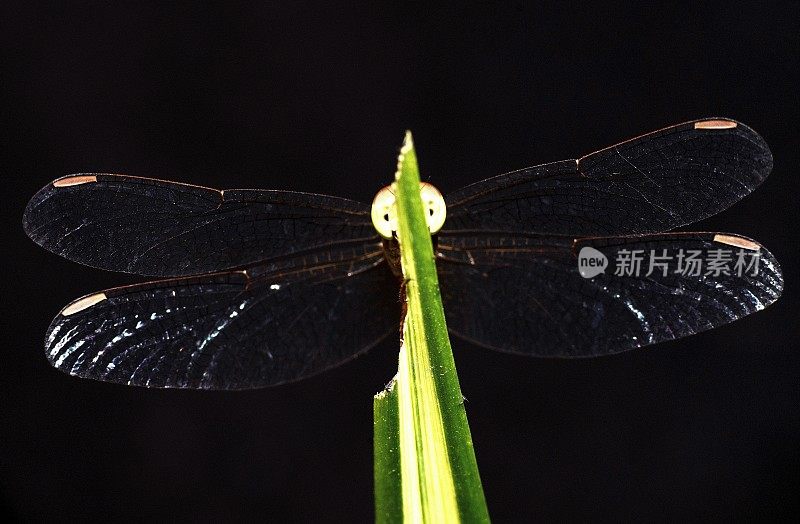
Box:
[419,182,446,235]
[371,183,446,238]
[371,185,399,238]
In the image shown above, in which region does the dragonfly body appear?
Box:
[24,118,783,389]
[381,238,404,278]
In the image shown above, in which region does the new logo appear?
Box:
[578,246,608,278]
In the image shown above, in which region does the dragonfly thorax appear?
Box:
[370,182,446,238]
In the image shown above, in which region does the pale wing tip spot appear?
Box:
[694,119,737,130]
[53,175,98,187]
[62,292,107,316]
[713,234,760,251]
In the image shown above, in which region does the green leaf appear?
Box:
[374,381,402,522]
[374,132,490,523]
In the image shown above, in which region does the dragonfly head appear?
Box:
[371,182,446,239]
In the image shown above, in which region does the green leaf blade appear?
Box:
[374,381,402,523]
[373,132,490,523]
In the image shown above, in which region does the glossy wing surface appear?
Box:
[45,241,399,389]
[444,119,772,235]
[436,232,782,357]
[23,174,376,277]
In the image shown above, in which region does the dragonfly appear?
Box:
[23,118,783,390]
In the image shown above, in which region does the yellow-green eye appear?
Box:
[371,183,446,238]
[419,182,446,235]
[371,185,398,238]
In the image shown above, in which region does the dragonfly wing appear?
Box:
[23,174,376,276]
[436,232,782,357]
[45,242,399,389]
[444,118,772,235]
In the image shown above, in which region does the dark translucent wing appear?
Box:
[436,232,782,357]
[45,241,399,389]
[443,118,772,235]
[23,174,377,277]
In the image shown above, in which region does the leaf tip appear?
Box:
[402,130,414,153]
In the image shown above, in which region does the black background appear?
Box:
[2,2,798,522]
